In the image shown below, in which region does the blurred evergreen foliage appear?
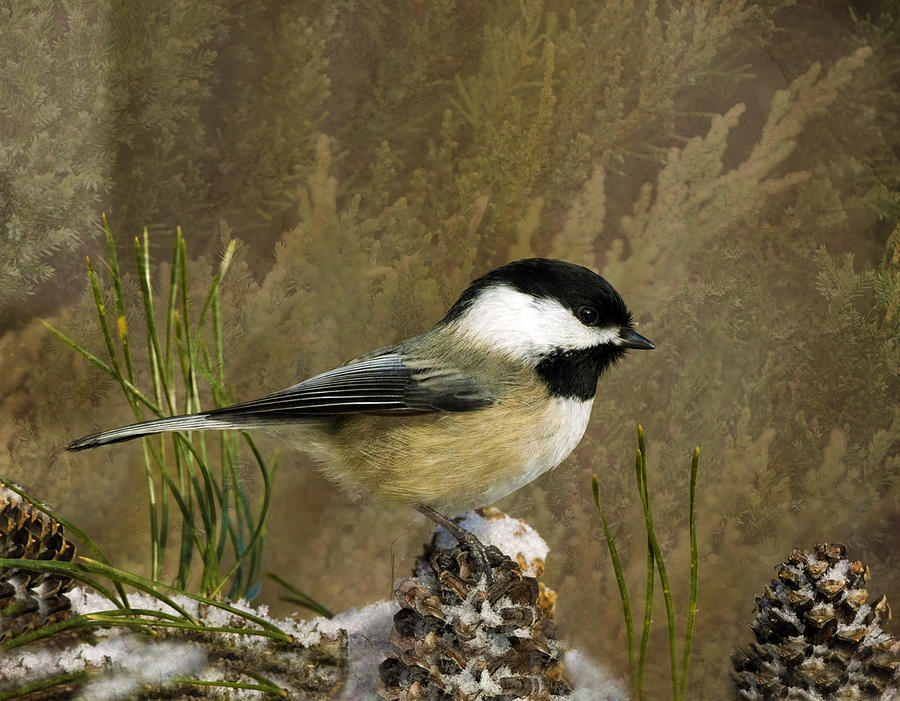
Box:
[1,0,898,697]
[0,1,108,316]
[103,0,225,241]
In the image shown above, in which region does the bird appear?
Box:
[67,258,653,560]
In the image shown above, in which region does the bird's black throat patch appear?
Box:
[535,345,625,400]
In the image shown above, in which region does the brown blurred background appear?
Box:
[1,1,898,697]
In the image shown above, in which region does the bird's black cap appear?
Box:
[442,258,632,328]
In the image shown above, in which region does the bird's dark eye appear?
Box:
[576,306,599,326]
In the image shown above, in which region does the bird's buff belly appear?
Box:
[310,394,594,513]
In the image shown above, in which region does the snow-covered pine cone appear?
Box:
[377,522,571,701]
[0,482,77,643]
[732,542,899,700]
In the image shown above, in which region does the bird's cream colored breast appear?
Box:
[309,385,594,513]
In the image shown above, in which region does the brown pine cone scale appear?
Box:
[378,538,571,701]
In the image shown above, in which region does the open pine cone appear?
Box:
[732,542,899,700]
[377,516,571,701]
[0,482,76,643]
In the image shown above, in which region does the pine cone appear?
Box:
[0,482,76,643]
[732,542,900,700]
[377,516,571,701]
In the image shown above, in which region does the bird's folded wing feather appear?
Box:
[204,349,495,419]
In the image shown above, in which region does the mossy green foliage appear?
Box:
[2,1,899,698]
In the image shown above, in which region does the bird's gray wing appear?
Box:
[66,347,496,451]
[203,348,495,419]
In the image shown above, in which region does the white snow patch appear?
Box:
[0,618,206,699]
[823,558,850,582]
[563,649,629,701]
[478,668,503,695]
[480,598,504,627]
[2,586,400,701]
[334,599,398,701]
[433,510,550,576]
[80,639,207,700]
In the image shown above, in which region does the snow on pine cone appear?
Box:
[377,529,571,701]
[0,482,77,643]
[732,542,900,700]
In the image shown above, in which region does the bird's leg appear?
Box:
[416,504,500,583]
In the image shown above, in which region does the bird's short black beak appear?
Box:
[620,328,655,350]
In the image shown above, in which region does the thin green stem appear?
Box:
[172,677,286,697]
[173,235,221,595]
[265,571,334,619]
[140,439,162,583]
[41,318,161,415]
[0,614,107,651]
[636,446,653,701]
[74,556,291,639]
[52,225,276,604]
[103,217,136,387]
[636,426,679,701]
[86,256,123,385]
[77,558,197,621]
[594,428,701,701]
[679,447,700,697]
[0,671,89,700]
[591,475,634,696]
[211,436,271,600]
[84,615,291,642]
[135,230,169,580]
[164,229,181,410]
[40,320,114,377]
[135,229,170,410]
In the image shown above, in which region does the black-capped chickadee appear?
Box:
[68,258,652,540]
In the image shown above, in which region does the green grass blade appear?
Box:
[177,233,201,415]
[591,474,634,695]
[83,615,291,642]
[0,614,104,651]
[96,607,188,623]
[679,447,700,697]
[228,435,265,595]
[40,321,114,378]
[171,677,286,697]
[42,318,162,415]
[205,242,239,592]
[135,231,168,409]
[76,558,197,622]
[211,435,272,600]
[198,238,236,330]
[265,571,333,619]
[164,229,181,404]
[133,231,170,580]
[636,427,679,701]
[102,216,136,386]
[139,438,161,583]
[85,256,122,385]
[75,557,293,640]
[636,444,652,700]
[172,233,220,594]
[0,671,89,700]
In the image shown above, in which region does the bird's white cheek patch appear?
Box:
[449,285,619,359]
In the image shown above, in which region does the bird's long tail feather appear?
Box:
[66,413,277,451]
